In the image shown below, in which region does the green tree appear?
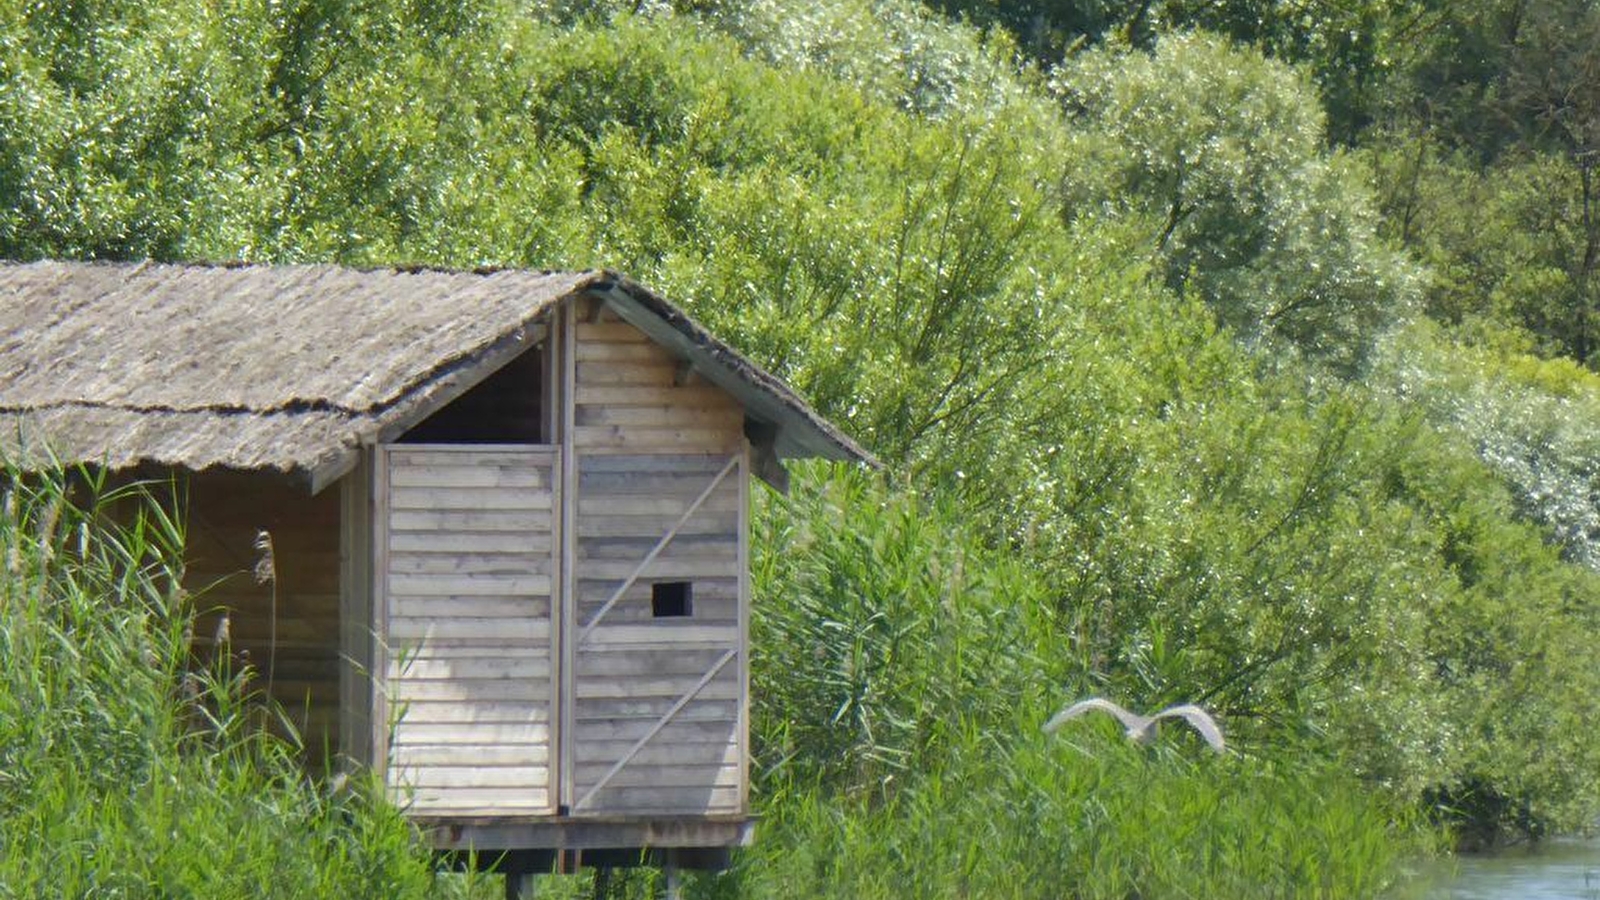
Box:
[1053,33,1419,373]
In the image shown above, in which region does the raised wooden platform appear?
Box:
[422,814,755,854]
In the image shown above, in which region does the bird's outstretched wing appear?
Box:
[1043,697,1148,735]
[1151,704,1225,751]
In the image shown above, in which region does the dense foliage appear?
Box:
[5,0,1600,895]
[0,467,467,898]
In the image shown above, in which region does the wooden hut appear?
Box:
[0,260,873,877]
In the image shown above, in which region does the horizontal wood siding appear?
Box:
[381,446,558,817]
[567,306,749,816]
[571,450,745,815]
[572,317,744,457]
[184,471,342,760]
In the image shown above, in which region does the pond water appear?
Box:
[1405,840,1600,899]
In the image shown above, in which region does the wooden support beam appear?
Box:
[673,359,698,387]
[337,449,374,770]
[663,857,682,900]
[742,419,789,494]
[558,299,579,811]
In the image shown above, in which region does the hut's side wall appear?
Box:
[184,471,342,758]
[377,445,560,818]
[567,302,749,816]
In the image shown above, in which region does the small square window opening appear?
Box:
[652,581,693,618]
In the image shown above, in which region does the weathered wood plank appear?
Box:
[581,623,737,645]
[574,426,740,452]
[395,638,551,658]
[394,766,550,789]
[386,617,550,641]
[390,745,550,767]
[339,451,373,767]
[387,554,550,575]
[737,444,751,812]
[388,655,551,681]
[574,649,739,678]
[575,577,738,602]
[576,406,744,429]
[390,532,551,554]
[558,297,579,809]
[577,786,741,813]
[390,510,552,533]
[576,493,740,517]
[385,695,550,720]
[575,599,738,624]
[577,559,740,580]
[578,534,737,560]
[390,707,553,730]
[387,573,552,597]
[386,448,557,468]
[574,384,732,407]
[575,362,677,386]
[388,598,552,622]
[394,790,552,815]
[575,764,740,790]
[575,514,739,538]
[574,341,671,364]
[389,465,553,489]
[390,678,550,703]
[573,704,740,731]
[575,322,649,343]
[578,473,741,498]
[390,487,553,511]
[577,453,733,474]
[577,739,739,767]
[574,676,741,702]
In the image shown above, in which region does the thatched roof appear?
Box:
[0,261,873,489]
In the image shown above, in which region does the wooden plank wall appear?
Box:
[570,302,749,816]
[573,316,745,455]
[184,470,342,760]
[380,446,559,817]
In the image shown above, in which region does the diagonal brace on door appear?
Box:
[572,647,738,811]
[576,453,740,646]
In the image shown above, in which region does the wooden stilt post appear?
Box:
[659,845,684,896]
[505,872,534,900]
[662,853,682,900]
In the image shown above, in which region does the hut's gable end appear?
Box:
[572,312,745,456]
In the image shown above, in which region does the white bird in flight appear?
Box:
[1043,697,1225,752]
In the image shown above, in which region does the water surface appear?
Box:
[1413,840,1600,899]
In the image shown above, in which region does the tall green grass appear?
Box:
[704,464,1431,900]
[711,739,1423,900]
[0,465,470,899]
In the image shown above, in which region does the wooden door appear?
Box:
[377,445,560,817]
[564,451,747,816]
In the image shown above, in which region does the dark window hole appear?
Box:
[652,581,692,618]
